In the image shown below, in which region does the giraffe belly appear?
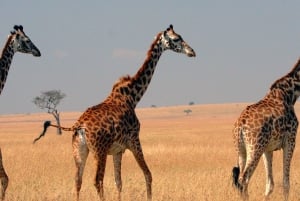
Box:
[266,139,282,151]
[108,142,126,155]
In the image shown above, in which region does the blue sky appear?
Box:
[1,1,300,114]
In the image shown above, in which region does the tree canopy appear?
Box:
[33,90,66,113]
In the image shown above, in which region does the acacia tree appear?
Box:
[33,90,66,134]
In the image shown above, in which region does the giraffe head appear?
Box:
[161,24,196,57]
[9,25,41,57]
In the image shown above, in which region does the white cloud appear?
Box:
[112,48,142,59]
[54,49,69,59]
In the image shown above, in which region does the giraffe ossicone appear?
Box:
[232,59,300,201]
[33,24,195,201]
[0,25,41,201]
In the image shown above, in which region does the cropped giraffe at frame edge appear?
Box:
[0,25,41,201]
[33,24,195,201]
[0,25,41,95]
[232,58,300,201]
[0,150,8,201]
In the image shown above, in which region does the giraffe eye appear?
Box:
[173,35,182,43]
[173,38,180,42]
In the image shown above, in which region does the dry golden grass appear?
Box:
[1,103,300,201]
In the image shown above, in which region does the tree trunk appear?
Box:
[52,110,62,135]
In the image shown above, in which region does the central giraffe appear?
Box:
[232,59,300,201]
[0,25,41,201]
[34,25,196,201]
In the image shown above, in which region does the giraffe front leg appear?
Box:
[72,131,89,201]
[94,152,108,201]
[130,140,152,201]
[262,151,274,199]
[282,138,295,201]
[113,152,123,201]
[0,149,8,201]
[0,174,8,201]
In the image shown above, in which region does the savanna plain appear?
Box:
[1,103,300,201]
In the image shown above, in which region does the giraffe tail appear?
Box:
[33,121,73,144]
[33,121,52,144]
[232,166,242,192]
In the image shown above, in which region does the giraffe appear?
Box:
[33,24,195,201]
[0,25,41,200]
[0,25,41,94]
[0,150,8,201]
[232,59,300,201]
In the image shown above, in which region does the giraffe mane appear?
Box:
[118,75,131,82]
[270,59,300,90]
[287,58,300,76]
[0,35,14,58]
[132,32,163,82]
[112,75,132,91]
[2,26,27,57]
[148,32,163,57]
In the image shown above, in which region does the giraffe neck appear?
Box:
[130,33,165,107]
[270,79,300,105]
[269,59,300,105]
[0,36,15,95]
[0,148,6,173]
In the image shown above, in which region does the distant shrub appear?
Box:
[184,109,192,115]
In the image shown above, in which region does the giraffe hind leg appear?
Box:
[239,150,264,200]
[72,129,89,201]
[233,134,246,193]
[262,151,274,198]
